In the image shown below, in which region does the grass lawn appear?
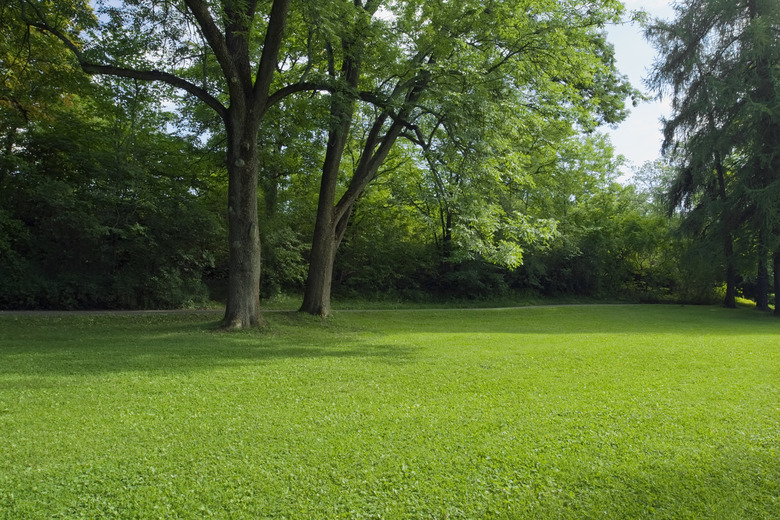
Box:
[0,305,778,519]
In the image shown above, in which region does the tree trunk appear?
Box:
[20,0,296,328]
[723,234,737,308]
[441,210,454,271]
[714,152,736,308]
[299,95,355,317]
[300,37,361,317]
[299,50,426,317]
[756,227,770,311]
[222,115,264,329]
[300,201,354,317]
[300,118,408,317]
[300,211,339,317]
[757,256,770,311]
[774,247,780,317]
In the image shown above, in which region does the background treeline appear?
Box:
[1,0,777,311]
[0,77,732,309]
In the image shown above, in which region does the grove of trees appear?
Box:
[1,0,777,323]
[647,0,780,316]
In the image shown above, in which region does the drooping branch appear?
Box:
[81,63,228,120]
[23,5,228,121]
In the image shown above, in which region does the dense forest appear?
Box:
[1,0,778,321]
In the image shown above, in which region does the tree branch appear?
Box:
[182,0,235,81]
[266,81,401,113]
[266,81,329,108]
[25,16,228,121]
[253,0,293,105]
[81,63,228,120]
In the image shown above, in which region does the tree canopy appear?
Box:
[647,0,780,313]
[2,0,777,315]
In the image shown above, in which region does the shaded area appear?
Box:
[0,305,776,381]
[0,311,415,378]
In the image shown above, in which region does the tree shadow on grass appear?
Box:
[1,305,776,380]
[0,312,416,378]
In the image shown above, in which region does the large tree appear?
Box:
[13,0,325,328]
[647,0,780,312]
[299,0,638,316]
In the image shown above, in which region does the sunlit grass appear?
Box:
[0,305,778,518]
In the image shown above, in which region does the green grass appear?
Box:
[0,305,778,519]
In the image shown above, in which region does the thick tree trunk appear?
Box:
[222,117,264,329]
[22,0,295,328]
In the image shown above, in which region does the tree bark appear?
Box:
[756,226,770,311]
[222,111,265,329]
[24,0,296,329]
[299,91,357,317]
[774,247,780,317]
[723,234,737,309]
[757,259,770,310]
[748,0,774,313]
[300,207,351,317]
[300,32,362,317]
[441,211,453,268]
[714,153,736,308]
[299,38,429,317]
[300,114,406,317]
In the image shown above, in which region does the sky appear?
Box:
[604,0,677,171]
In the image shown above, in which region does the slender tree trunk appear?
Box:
[774,247,780,317]
[301,223,337,317]
[301,117,406,317]
[300,93,356,317]
[757,256,769,310]
[0,129,11,189]
[441,210,453,270]
[223,114,264,329]
[723,234,737,308]
[299,48,428,317]
[713,152,736,308]
[756,226,770,311]
[300,31,362,317]
[747,0,774,313]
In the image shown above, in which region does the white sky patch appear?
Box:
[605,0,676,173]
